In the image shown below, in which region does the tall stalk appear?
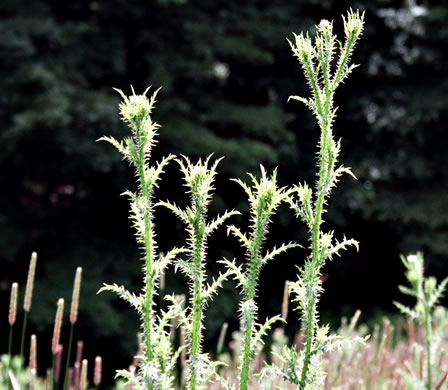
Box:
[159,156,238,389]
[284,10,364,389]
[63,267,82,390]
[20,252,37,367]
[98,87,184,389]
[222,166,298,390]
[8,282,18,390]
[394,253,448,390]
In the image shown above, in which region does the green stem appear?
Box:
[189,210,205,390]
[240,221,264,390]
[8,325,13,390]
[189,278,202,390]
[300,120,329,389]
[19,310,29,368]
[63,323,74,390]
[240,300,255,390]
[424,305,432,390]
[144,215,155,363]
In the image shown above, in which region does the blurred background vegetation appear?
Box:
[1,0,447,385]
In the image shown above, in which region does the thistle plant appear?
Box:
[159,156,239,389]
[394,252,448,390]
[222,166,298,390]
[280,10,364,389]
[98,87,184,389]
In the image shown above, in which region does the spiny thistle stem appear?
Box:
[99,87,162,364]
[159,156,239,389]
[98,87,181,389]
[20,251,37,367]
[64,267,82,390]
[287,10,364,388]
[225,166,298,390]
[394,253,448,390]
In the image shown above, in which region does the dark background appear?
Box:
[1,0,447,385]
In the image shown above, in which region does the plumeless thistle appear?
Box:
[159,156,239,389]
[267,10,365,389]
[98,88,185,389]
[394,253,448,390]
[222,166,299,390]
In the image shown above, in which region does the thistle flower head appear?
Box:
[24,251,37,312]
[70,267,82,324]
[343,9,365,41]
[52,298,64,355]
[9,282,18,325]
[177,155,221,212]
[317,18,332,33]
[114,86,160,132]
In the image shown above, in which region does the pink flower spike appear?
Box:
[75,340,84,366]
[70,267,82,324]
[55,344,64,382]
[320,18,329,25]
[30,334,37,372]
[24,252,37,312]
[8,283,18,326]
[74,361,81,390]
[94,356,102,386]
[51,299,64,355]
[80,359,88,390]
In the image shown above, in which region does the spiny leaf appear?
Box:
[252,315,285,351]
[97,283,143,314]
[261,242,302,267]
[174,259,196,281]
[157,200,190,225]
[97,136,129,159]
[227,225,250,250]
[206,209,241,235]
[156,247,187,278]
[219,258,246,289]
[202,269,233,305]
[428,277,448,308]
[393,301,418,320]
[325,236,359,261]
